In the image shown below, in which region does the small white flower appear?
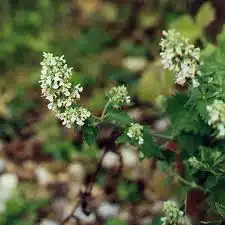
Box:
[74,206,96,223]
[57,106,91,128]
[161,200,190,225]
[107,85,131,109]
[207,99,225,138]
[40,52,90,127]
[160,30,201,86]
[127,123,144,146]
[97,201,119,219]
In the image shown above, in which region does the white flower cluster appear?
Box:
[160,30,201,86]
[127,123,144,146]
[57,106,91,127]
[40,52,91,128]
[161,200,190,225]
[107,85,131,109]
[207,99,225,138]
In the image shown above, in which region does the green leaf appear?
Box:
[212,179,225,218]
[150,216,163,225]
[204,175,218,189]
[105,218,128,225]
[107,110,133,126]
[83,124,98,146]
[140,126,160,157]
[196,2,215,29]
[167,93,208,136]
[215,203,225,218]
[116,134,130,144]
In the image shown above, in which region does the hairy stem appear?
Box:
[150,131,173,140]
[93,100,111,126]
[100,100,111,120]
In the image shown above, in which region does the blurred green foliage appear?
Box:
[105,218,128,225]
[0,186,48,225]
[117,181,141,203]
[0,0,223,224]
[0,0,218,161]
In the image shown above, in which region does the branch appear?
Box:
[59,149,108,225]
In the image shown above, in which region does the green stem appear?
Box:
[170,169,204,190]
[200,220,222,224]
[93,100,111,126]
[101,100,111,120]
[176,175,198,188]
[92,115,101,120]
[150,131,173,140]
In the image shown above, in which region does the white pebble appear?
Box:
[0,173,18,213]
[121,146,138,168]
[74,206,96,223]
[39,219,59,225]
[36,166,53,186]
[122,57,148,72]
[97,201,120,219]
[102,151,120,169]
[68,163,85,181]
[153,118,169,132]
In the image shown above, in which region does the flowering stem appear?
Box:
[92,115,102,120]
[200,220,223,224]
[170,170,204,191]
[101,100,111,120]
[92,101,111,126]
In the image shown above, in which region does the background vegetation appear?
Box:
[0,0,225,224]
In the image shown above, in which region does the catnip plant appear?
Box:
[40,29,225,225]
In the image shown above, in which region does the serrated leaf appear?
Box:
[107,110,133,126]
[196,2,215,28]
[178,134,204,155]
[204,175,218,189]
[212,179,225,217]
[116,134,130,144]
[83,124,98,146]
[215,202,225,218]
[140,127,160,157]
[167,93,208,136]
